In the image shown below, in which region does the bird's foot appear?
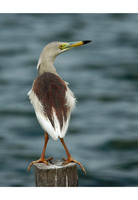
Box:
[62,156,86,174]
[27,157,53,172]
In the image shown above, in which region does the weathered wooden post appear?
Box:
[33,159,78,187]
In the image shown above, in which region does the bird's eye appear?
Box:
[59,44,63,49]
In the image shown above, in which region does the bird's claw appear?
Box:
[27,157,53,172]
[62,157,86,174]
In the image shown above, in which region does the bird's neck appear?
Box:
[38,58,57,76]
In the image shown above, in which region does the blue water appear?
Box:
[0,14,138,186]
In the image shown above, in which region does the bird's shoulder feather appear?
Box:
[32,72,69,129]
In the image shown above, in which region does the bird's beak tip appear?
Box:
[82,40,92,45]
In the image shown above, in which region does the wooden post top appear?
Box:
[33,159,78,187]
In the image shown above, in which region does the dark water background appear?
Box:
[0,14,138,186]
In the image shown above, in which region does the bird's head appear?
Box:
[41,40,91,60]
[37,40,91,74]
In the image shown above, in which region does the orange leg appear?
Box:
[27,132,53,172]
[60,138,86,174]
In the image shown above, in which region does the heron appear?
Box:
[27,40,91,173]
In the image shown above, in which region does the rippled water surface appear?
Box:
[0,14,138,186]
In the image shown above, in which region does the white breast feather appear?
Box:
[28,86,76,140]
[36,58,41,70]
[65,86,76,111]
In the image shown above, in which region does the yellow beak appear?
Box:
[68,40,91,48]
[59,40,91,50]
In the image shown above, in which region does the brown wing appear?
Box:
[32,72,68,130]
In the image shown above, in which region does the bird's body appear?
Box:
[28,72,76,140]
[27,41,91,172]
